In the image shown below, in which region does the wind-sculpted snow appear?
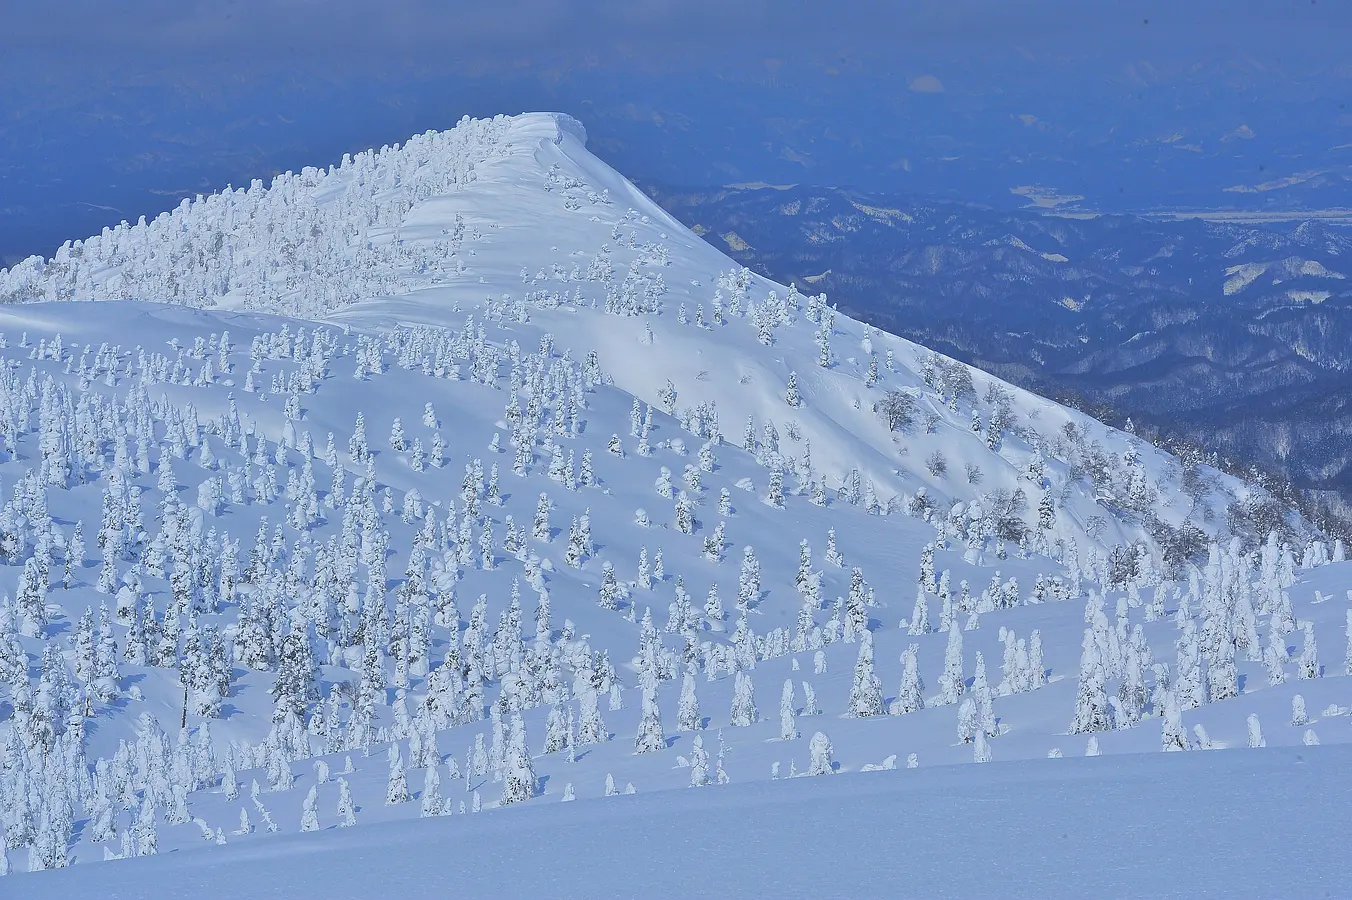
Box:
[0,115,1344,887]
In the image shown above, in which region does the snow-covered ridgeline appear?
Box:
[0,113,1298,553]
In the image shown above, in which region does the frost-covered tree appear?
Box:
[846,630,884,718]
[973,730,992,764]
[501,714,536,805]
[936,624,965,705]
[1070,628,1112,734]
[532,493,551,542]
[386,747,410,804]
[807,731,834,775]
[874,389,914,432]
[674,491,696,534]
[730,670,757,726]
[689,734,711,787]
[737,547,761,612]
[1175,622,1206,711]
[300,786,320,832]
[705,583,725,626]
[678,671,701,731]
[348,412,369,463]
[1297,622,1320,679]
[891,644,925,715]
[1210,638,1239,702]
[1028,630,1046,688]
[1246,714,1265,748]
[15,557,49,637]
[779,679,798,740]
[578,688,607,745]
[908,588,930,635]
[765,470,785,509]
[636,547,652,591]
[337,778,356,827]
[634,676,665,754]
[1291,693,1308,726]
[971,652,996,737]
[1161,693,1189,751]
[1345,610,1352,676]
[957,698,979,744]
[598,562,622,611]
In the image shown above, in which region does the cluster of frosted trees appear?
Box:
[0,297,985,870]
[0,116,520,314]
[0,313,616,864]
[1066,535,1346,745]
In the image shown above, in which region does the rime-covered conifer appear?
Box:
[1291,694,1308,726]
[846,630,884,717]
[730,670,757,726]
[1070,628,1112,734]
[386,747,410,804]
[1297,622,1320,679]
[689,735,711,786]
[578,688,607,745]
[936,624,965,705]
[972,652,996,737]
[1161,694,1189,751]
[1246,714,1265,748]
[634,676,665,754]
[678,671,701,731]
[779,679,798,740]
[337,778,356,827]
[501,714,536,805]
[807,731,834,775]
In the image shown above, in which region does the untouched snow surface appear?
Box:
[11,745,1351,900]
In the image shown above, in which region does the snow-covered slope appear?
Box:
[0,113,1292,554]
[0,114,1344,889]
[12,744,1352,900]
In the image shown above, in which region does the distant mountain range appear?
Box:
[645,183,1352,526]
[5,50,1352,265]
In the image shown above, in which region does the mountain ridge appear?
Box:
[0,113,1342,888]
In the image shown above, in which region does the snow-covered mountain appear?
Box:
[0,113,1347,892]
[0,113,1288,554]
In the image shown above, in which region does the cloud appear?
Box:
[5,0,1348,67]
[908,74,945,93]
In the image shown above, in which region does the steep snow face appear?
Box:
[0,114,1337,884]
[312,112,1299,553]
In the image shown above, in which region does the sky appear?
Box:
[2,1,1350,264]
[6,0,1347,62]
